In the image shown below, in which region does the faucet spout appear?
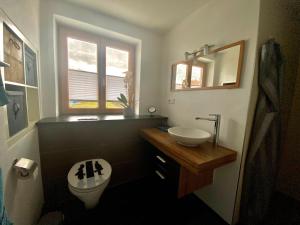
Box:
[195,114,221,146]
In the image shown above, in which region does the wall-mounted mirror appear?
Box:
[171,40,245,91]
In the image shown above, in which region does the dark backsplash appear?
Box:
[37,115,167,206]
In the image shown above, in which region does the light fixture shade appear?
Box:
[203,45,209,56]
[184,52,189,61]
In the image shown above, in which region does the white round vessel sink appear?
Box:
[168,127,211,147]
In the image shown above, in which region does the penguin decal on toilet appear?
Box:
[68,159,112,209]
[75,161,104,180]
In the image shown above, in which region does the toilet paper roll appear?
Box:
[13,158,38,180]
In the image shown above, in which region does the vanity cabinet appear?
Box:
[141,128,237,198]
[148,145,180,197]
[147,144,215,198]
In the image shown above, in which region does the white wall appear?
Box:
[39,0,163,117]
[2,130,43,225]
[160,0,260,223]
[0,0,40,48]
[0,1,44,225]
[213,46,240,86]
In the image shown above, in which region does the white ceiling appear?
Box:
[64,0,210,32]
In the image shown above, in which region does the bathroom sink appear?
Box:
[168,127,211,147]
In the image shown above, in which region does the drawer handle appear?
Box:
[156,155,166,164]
[155,170,165,180]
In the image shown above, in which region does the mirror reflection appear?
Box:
[171,40,244,91]
[175,63,188,89]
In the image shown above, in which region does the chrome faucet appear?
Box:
[195,114,221,146]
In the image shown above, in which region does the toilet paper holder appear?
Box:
[13,158,37,178]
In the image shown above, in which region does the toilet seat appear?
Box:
[67,159,112,192]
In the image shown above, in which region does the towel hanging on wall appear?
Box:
[0,61,9,106]
[239,39,283,225]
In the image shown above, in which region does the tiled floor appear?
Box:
[58,178,228,225]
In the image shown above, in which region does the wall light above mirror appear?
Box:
[171,40,245,91]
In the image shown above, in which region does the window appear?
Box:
[58,26,135,114]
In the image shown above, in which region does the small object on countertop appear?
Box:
[148,106,157,116]
[157,125,171,132]
[117,93,135,117]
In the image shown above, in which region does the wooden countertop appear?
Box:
[140,128,237,174]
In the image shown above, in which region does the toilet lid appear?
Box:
[68,159,112,190]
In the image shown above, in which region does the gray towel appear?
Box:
[240,39,283,225]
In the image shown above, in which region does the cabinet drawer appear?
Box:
[150,148,180,177]
[147,145,180,197]
[152,165,179,197]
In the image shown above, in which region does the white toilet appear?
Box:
[67,159,112,209]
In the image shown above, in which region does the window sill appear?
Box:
[37,114,167,126]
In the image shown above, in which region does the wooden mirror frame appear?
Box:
[171,40,245,91]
